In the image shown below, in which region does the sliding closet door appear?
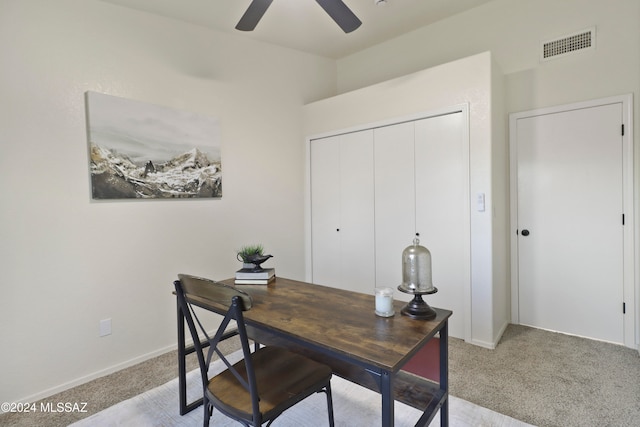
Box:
[311,110,469,339]
[414,112,468,339]
[374,122,416,288]
[310,136,341,287]
[339,130,375,294]
[310,131,375,293]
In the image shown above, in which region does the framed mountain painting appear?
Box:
[85,91,221,200]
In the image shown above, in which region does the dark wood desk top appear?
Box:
[215,277,451,372]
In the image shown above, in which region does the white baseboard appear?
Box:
[493,320,509,345]
[8,326,230,408]
[468,338,497,349]
[468,321,509,350]
[8,343,178,408]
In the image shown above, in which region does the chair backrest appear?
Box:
[174,274,260,422]
[177,273,253,310]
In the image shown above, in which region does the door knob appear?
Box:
[521,229,530,236]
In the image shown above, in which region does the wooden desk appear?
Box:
[177,276,451,427]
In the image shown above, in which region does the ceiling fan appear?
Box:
[236,0,362,33]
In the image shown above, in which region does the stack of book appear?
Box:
[235,267,275,285]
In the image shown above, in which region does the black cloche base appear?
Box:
[400,293,437,320]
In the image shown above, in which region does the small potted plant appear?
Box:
[236,244,273,271]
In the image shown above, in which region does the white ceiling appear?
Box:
[100,0,494,59]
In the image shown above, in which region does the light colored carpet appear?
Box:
[449,325,640,427]
[70,350,532,427]
[5,324,636,426]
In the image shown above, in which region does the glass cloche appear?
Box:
[397,237,438,320]
[399,237,434,293]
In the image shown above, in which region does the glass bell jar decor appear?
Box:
[397,236,438,320]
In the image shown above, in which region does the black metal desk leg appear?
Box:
[177,300,188,415]
[381,370,395,427]
[439,321,449,427]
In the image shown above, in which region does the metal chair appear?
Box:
[175,274,335,427]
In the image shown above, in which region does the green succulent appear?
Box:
[236,244,264,262]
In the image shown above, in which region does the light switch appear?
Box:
[476,193,485,212]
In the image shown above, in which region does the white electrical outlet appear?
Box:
[99,318,112,337]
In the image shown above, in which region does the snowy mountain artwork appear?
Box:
[85,92,222,199]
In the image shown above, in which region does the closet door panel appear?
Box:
[374,122,416,289]
[414,112,468,338]
[310,136,341,287]
[339,130,375,294]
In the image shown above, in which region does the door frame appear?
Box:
[509,94,636,348]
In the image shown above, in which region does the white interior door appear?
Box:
[515,103,625,344]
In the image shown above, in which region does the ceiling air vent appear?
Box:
[540,27,595,62]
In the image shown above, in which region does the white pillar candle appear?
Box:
[375,287,395,317]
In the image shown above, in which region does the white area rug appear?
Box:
[71,351,532,427]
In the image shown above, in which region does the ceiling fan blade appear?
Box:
[236,0,273,31]
[315,0,362,33]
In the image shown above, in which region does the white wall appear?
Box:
[303,52,508,348]
[0,0,336,404]
[337,0,640,109]
[491,58,509,344]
